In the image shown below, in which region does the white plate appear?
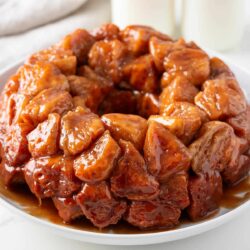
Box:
[0,56,250,246]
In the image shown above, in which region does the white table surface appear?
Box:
[0,1,250,249]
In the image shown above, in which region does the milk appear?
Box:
[111,0,175,36]
[181,0,246,51]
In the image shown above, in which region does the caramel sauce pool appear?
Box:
[220,177,250,209]
[0,176,249,234]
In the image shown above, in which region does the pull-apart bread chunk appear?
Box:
[0,24,249,231]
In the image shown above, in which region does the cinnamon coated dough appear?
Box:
[0,24,249,230]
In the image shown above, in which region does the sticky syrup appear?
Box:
[0,176,249,234]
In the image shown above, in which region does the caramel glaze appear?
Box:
[220,176,250,209]
[0,176,249,234]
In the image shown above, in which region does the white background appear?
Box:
[0,0,250,249]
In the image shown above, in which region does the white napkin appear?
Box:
[0,0,88,36]
[0,0,111,70]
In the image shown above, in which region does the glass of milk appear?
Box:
[111,0,175,36]
[181,0,246,51]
